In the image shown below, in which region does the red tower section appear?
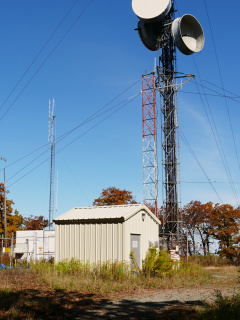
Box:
[142,72,158,216]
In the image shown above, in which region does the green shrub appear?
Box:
[143,247,174,276]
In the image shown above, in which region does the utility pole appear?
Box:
[4,169,7,247]
[1,158,7,248]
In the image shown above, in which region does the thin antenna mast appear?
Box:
[48,99,56,229]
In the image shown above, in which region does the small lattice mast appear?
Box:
[48,99,56,229]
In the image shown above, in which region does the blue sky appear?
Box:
[1,0,240,221]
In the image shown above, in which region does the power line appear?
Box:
[203,0,240,174]
[189,81,240,104]
[1,79,140,173]
[0,0,79,114]
[196,77,240,99]
[158,179,240,184]
[0,0,94,122]
[7,92,140,182]
[175,0,239,205]
[181,89,240,103]
[192,72,239,205]
[181,181,240,184]
[179,128,223,204]
[7,92,140,188]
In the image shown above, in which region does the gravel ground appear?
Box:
[1,268,239,319]
[76,286,238,320]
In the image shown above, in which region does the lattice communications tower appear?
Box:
[48,99,56,229]
[142,73,158,215]
[132,0,205,251]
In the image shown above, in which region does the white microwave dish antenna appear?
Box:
[132,0,172,23]
[172,14,205,55]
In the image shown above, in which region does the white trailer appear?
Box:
[14,230,55,262]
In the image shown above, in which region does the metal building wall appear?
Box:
[55,222,124,263]
[124,210,159,267]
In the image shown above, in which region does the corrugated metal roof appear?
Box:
[53,204,160,224]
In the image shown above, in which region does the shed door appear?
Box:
[130,234,141,268]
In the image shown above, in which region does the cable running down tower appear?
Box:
[132,0,205,252]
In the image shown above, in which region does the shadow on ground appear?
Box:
[0,288,204,319]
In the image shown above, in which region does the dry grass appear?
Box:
[204,266,239,288]
[0,262,239,319]
[30,259,212,294]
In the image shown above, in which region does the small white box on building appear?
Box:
[53,204,161,268]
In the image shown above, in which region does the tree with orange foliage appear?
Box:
[23,215,48,230]
[0,183,23,237]
[0,183,48,237]
[93,187,137,206]
[182,200,213,256]
[209,203,240,262]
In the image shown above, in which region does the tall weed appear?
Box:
[31,255,210,293]
[201,291,240,319]
[189,254,231,267]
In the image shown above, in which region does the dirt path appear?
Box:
[0,268,239,319]
[73,286,238,320]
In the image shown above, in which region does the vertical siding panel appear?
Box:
[118,223,121,261]
[78,224,81,261]
[97,224,101,263]
[100,224,102,263]
[102,224,106,262]
[106,224,108,261]
[62,225,64,259]
[56,225,59,262]
[80,224,83,262]
[76,224,79,260]
[70,224,74,259]
[86,224,89,262]
[91,224,95,263]
[64,225,66,259]
[115,223,117,261]
[111,224,113,261]
[89,224,92,263]
[83,224,86,263]
[122,222,126,262]
[74,224,77,258]
[55,225,58,262]
[94,224,98,263]
[68,225,71,259]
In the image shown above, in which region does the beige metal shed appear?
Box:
[53,204,160,268]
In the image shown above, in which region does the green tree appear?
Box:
[93,187,137,206]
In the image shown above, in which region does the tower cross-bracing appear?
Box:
[142,73,158,216]
[132,0,205,252]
